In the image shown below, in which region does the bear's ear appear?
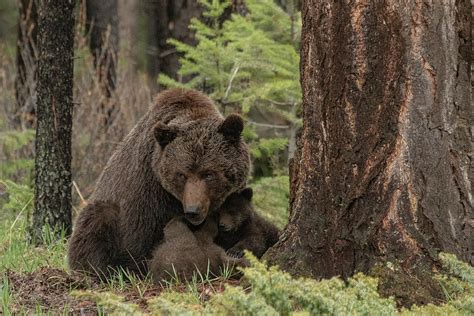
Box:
[154,123,178,148]
[218,114,244,142]
[240,187,253,201]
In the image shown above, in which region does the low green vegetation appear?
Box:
[1,132,473,314]
[70,252,474,315]
[253,175,289,229]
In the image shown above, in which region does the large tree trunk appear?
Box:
[267,0,473,306]
[14,0,37,128]
[32,0,75,242]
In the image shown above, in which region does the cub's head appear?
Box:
[218,187,253,232]
[153,114,250,226]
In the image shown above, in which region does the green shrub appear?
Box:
[208,285,278,315]
[240,253,397,315]
[0,129,35,184]
[0,180,33,216]
[252,176,289,229]
[63,253,474,315]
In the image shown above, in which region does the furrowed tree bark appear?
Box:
[32,0,75,242]
[267,0,473,306]
[14,0,37,128]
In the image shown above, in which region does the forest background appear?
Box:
[0,0,473,314]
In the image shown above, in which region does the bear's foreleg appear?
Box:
[68,201,125,277]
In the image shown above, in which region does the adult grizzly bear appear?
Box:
[68,89,250,275]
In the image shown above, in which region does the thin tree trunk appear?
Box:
[145,0,202,91]
[14,0,37,128]
[85,0,119,98]
[32,0,75,242]
[118,0,139,73]
[267,0,473,307]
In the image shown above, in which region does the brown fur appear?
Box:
[216,188,280,258]
[67,201,124,276]
[149,217,246,283]
[68,89,250,275]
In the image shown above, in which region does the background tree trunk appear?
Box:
[32,0,75,242]
[118,0,139,73]
[145,0,202,91]
[267,0,473,307]
[14,0,37,128]
[85,0,119,97]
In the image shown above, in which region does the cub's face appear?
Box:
[218,188,253,232]
[153,115,250,226]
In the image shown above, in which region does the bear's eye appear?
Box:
[177,172,187,181]
[202,172,215,181]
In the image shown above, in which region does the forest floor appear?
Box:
[1,175,472,314]
[5,267,98,314]
[0,175,291,314]
[4,266,241,314]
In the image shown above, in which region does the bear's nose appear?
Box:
[184,205,201,215]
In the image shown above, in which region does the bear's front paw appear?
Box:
[226,247,244,258]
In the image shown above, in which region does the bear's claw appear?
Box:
[226,248,244,258]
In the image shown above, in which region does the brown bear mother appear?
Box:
[68,89,250,276]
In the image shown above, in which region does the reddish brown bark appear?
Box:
[267,0,473,306]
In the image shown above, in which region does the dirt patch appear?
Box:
[6,267,99,314]
[5,267,242,314]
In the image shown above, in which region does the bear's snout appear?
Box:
[183,178,210,225]
[184,205,203,224]
[184,205,201,215]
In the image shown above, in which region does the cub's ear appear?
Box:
[218,114,244,142]
[154,123,178,148]
[240,187,253,201]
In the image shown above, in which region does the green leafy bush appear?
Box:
[0,180,33,216]
[0,129,34,224]
[74,252,474,315]
[252,176,289,229]
[399,253,474,315]
[0,129,35,184]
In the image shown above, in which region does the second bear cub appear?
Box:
[149,216,245,283]
[216,188,280,258]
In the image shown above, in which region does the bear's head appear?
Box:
[218,187,253,232]
[152,114,250,225]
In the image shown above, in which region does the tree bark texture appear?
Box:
[32,0,75,242]
[145,0,202,90]
[85,0,119,97]
[267,0,473,306]
[14,0,37,128]
[118,0,139,72]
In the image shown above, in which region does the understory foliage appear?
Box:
[252,175,289,229]
[0,124,34,220]
[72,252,474,315]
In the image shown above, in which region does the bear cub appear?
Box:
[216,188,280,259]
[150,216,246,283]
